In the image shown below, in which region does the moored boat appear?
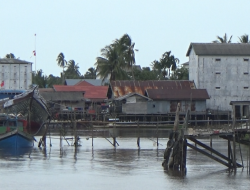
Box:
[0,113,33,147]
[3,87,51,135]
[0,87,51,147]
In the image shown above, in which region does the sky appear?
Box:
[0,0,249,77]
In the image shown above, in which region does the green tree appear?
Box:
[84,67,97,79]
[238,34,250,43]
[32,70,48,88]
[95,44,128,81]
[151,51,179,79]
[56,52,67,83]
[133,67,158,80]
[213,33,233,43]
[47,74,62,87]
[115,34,137,80]
[64,60,82,79]
[170,67,189,80]
[5,53,15,58]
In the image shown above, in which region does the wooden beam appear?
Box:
[187,136,242,167]
[187,142,231,168]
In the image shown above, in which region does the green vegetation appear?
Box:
[238,34,250,43]
[30,32,250,86]
[213,33,233,43]
[5,53,15,58]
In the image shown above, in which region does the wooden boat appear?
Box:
[0,114,33,148]
[0,87,51,147]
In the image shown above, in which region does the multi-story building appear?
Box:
[0,58,32,99]
[186,43,250,115]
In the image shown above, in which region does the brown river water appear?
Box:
[0,136,250,190]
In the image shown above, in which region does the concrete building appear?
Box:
[186,43,250,112]
[0,58,32,90]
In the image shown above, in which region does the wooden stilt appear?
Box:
[137,120,140,148]
[157,116,159,147]
[91,115,93,147]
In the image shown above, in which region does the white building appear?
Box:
[0,58,32,90]
[186,43,250,113]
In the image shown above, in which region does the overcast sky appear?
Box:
[0,0,249,76]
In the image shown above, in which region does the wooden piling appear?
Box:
[157,116,159,147]
[74,111,77,147]
[137,120,140,148]
[91,115,93,147]
[232,106,237,172]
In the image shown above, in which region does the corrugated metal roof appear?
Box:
[186,43,250,56]
[0,58,32,64]
[65,79,109,86]
[75,81,94,86]
[53,85,108,100]
[114,92,152,101]
[39,91,85,102]
[110,80,196,98]
[146,89,210,100]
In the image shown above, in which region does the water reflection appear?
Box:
[0,137,249,190]
[0,147,33,158]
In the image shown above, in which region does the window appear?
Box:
[244,87,249,89]
[244,59,249,61]
[215,58,221,61]
[215,87,220,89]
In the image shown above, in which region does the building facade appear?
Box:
[0,58,32,90]
[187,43,250,111]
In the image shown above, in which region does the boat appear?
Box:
[0,87,51,147]
[0,113,34,148]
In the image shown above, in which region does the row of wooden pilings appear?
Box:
[37,109,250,175]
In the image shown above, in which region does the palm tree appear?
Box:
[56,52,67,82]
[238,34,250,43]
[213,33,233,43]
[95,45,128,81]
[116,34,137,79]
[151,51,179,79]
[64,60,81,79]
[5,53,15,58]
[84,67,97,79]
[32,70,48,88]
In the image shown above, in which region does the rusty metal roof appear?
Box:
[146,89,210,100]
[110,80,196,98]
[53,85,108,100]
[114,92,152,101]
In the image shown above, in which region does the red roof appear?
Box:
[53,85,108,100]
[75,81,94,86]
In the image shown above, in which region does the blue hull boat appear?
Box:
[0,87,51,148]
[0,129,33,148]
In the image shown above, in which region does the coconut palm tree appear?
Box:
[238,34,250,43]
[5,53,15,58]
[116,34,137,79]
[213,33,233,43]
[95,45,128,81]
[84,67,97,79]
[56,52,67,83]
[64,60,81,79]
[151,51,179,79]
[32,69,48,88]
